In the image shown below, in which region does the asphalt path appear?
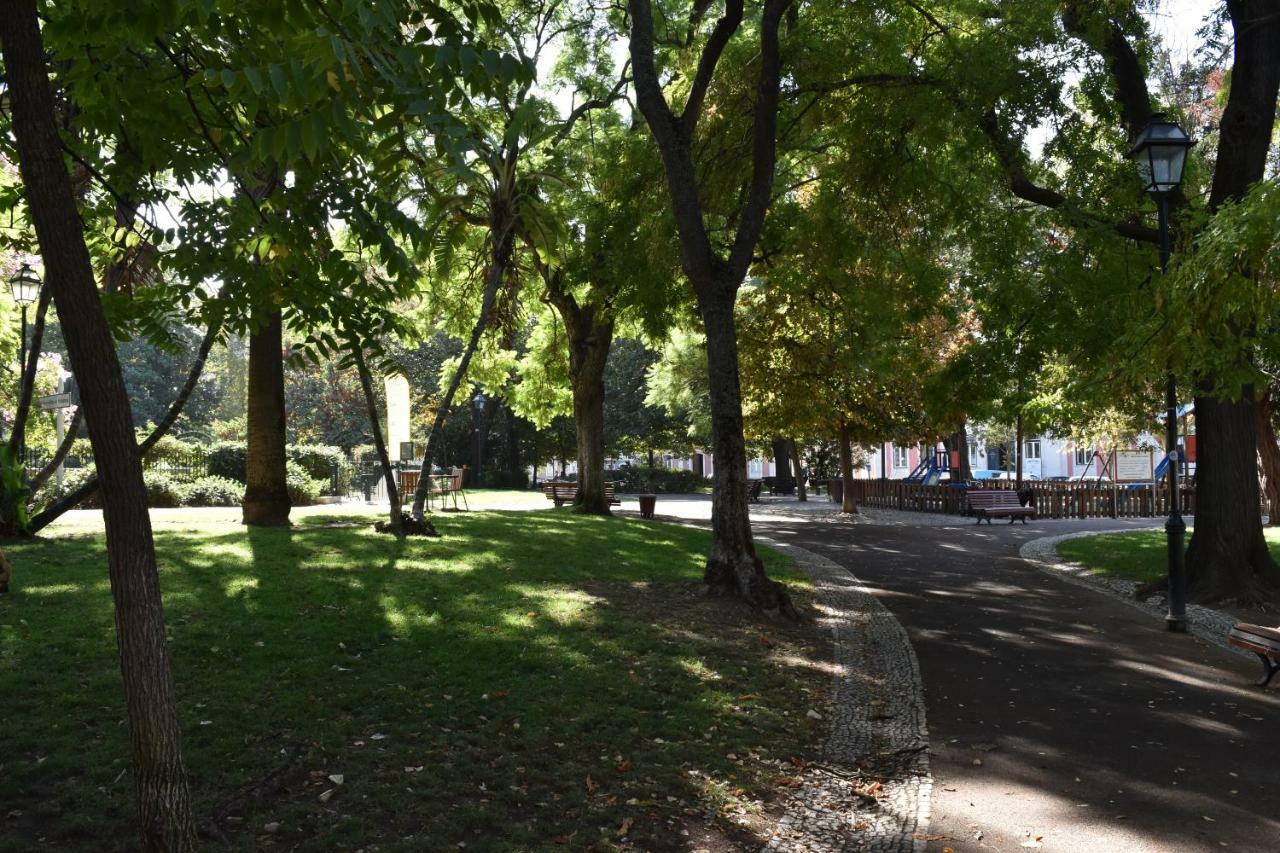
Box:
[749,514,1280,853]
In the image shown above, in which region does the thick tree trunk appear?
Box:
[700,297,795,613]
[1,3,197,848]
[628,0,794,615]
[242,308,290,526]
[838,418,857,514]
[1257,388,1280,525]
[542,267,615,516]
[354,347,401,534]
[1186,390,1280,602]
[1184,0,1280,598]
[411,226,510,519]
[950,424,973,481]
[791,439,807,501]
[568,327,613,515]
[771,437,794,492]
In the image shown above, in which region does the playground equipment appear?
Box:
[903,445,951,485]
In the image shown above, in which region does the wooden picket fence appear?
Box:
[846,478,1198,520]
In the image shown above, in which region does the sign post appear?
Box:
[37,386,73,488]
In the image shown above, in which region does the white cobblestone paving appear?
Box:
[758,540,932,853]
[1019,528,1245,656]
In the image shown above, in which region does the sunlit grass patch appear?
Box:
[1,508,824,851]
[1056,527,1280,584]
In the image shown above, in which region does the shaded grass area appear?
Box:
[1057,527,1280,584]
[1,509,825,851]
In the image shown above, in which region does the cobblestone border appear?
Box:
[758,539,932,853]
[1019,529,1244,655]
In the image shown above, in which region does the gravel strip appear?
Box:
[1019,528,1245,655]
[758,539,932,853]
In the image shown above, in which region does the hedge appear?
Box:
[606,466,711,494]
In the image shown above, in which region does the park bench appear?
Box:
[542,481,619,508]
[966,489,1037,524]
[1228,623,1280,687]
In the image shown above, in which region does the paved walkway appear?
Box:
[740,507,1280,853]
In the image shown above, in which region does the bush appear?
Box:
[207,442,248,483]
[286,461,326,506]
[607,466,711,494]
[185,476,244,507]
[32,465,100,512]
[139,433,195,465]
[287,444,344,480]
[206,442,347,494]
[144,470,190,508]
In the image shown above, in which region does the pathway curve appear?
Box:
[745,509,1280,852]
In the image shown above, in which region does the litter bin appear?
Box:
[828,478,844,505]
[638,493,657,519]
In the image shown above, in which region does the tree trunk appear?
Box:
[1257,387,1280,526]
[700,297,795,613]
[1186,389,1280,602]
[568,324,613,515]
[951,424,973,481]
[791,439,807,501]
[542,267,615,516]
[1015,411,1024,488]
[838,418,857,514]
[354,347,402,534]
[1184,0,1280,599]
[627,0,794,615]
[242,308,290,526]
[411,225,510,519]
[771,437,794,492]
[0,4,197,848]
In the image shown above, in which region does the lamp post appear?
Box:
[9,263,40,379]
[9,264,41,469]
[1128,113,1194,633]
[472,389,487,489]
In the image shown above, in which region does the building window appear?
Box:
[892,446,909,468]
[1075,446,1092,466]
[1023,440,1042,460]
[969,442,981,461]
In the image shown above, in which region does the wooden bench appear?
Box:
[543,481,619,507]
[966,490,1036,524]
[1228,623,1280,687]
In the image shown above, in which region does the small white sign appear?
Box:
[1115,450,1155,482]
[37,392,72,411]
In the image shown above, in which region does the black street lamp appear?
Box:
[9,263,40,375]
[1128,113,1194,633]
[472,389,487,489]
[9,263,41,469]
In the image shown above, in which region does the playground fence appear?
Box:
[846,479,1199,521]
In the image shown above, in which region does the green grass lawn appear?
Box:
[0,508,824,851]
[1056,527,1280,584]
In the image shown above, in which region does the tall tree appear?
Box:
[0,1,196,847]
[627,0,796,614]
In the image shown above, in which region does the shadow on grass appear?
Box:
[1,510,823,852]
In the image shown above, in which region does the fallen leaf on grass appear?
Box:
[585,775,598,794]
[616,817,633,838]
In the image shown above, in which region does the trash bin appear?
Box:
[638,493,657,519]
